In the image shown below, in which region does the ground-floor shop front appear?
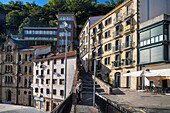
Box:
[34,97,62,112]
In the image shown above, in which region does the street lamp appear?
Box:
[63,21,68,99]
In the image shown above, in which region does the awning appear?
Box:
[145,69,170,77]
[89,49,94,54]
[123,70,150,77]
[123,69,170,77]
[94,46,101,52]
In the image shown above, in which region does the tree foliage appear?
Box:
[0,0,124,36]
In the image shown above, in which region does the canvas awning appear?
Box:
[145,69,170,77]
[123,70,149,77]
[123,69,170,77]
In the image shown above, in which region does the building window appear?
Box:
[25,54,27,61]
[53,79,57,84]
[41,79,43,84]
[105,30,110,38]
[18,90,20,95]
[53,89,56,95]
[36,79,39,84]
[61,68,64,74]
[25,66,27,74]
[108,57,110,64]
[46,79,50,84]
[54,59,56,64]
[46,89,50,94]
[60,79,64,85]
[47,60,50,65]
[35,88,38,93]
[108,43,111,50]
[36,70,39,75]
[41,88,43,93]
[60,90,64,96]
[29,66,32,74]
[105,44,108,51]
[61,59,64,64]
[54,69,56,73]
[47,69,50,74]
[19,76,21,83]
[24,91,27,95]
[105,58,107,65]
[41,70,44,75]
[29,54,32,61]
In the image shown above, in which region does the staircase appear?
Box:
[73,62,104,113]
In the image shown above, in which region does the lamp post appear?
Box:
[63,21,69,99]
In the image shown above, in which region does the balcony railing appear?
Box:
[123,41,135,49]
[113,16,122,25]
[123,9,134,20]
[113,31,122,38]
[123,24,133,34]
[113,45,121,52]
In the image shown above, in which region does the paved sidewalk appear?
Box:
[0,103,46,113]
[101,88,170,113]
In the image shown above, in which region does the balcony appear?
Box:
[113,31,122,39]
[123,9,134,20]
[113,16,122,25]
[96,28,102,35]
[122,41,135,50]
[113,45,122,53]
[123,24,134,34]
[96,40,103,46]
[121,58,135,68]
[91,32,95,38]
[112,61,121,70]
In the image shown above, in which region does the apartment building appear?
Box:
[87,0,138,89]
[56,13,77,52]
[17,27,58,47]
[0,37,51,105]
[79,15,104,72]
[32,51,77,112]
[79,0,170,90]
[137,14,170,89]
[14,13,77,52]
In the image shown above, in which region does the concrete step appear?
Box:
[83,84,100,88]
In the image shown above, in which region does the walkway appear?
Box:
[0,103,46,113]
[101,88,170,113]
[70,63,100,113]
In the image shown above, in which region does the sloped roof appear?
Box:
[10,38,28,47]
[33,51,77,62]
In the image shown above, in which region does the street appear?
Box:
[0,103,46,113]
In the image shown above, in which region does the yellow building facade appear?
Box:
[88,0,139,89]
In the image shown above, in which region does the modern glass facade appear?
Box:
[138,21,169,65]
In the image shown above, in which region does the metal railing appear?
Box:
[113,45,121,52]
[123,9,134,19]
[113,16,122,24]
[113,31,122,38]
[51,93,73,113]
[95,93,132,113]
[123,41,134,49]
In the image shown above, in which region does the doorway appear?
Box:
[162,80,168,88]
[115,72,121,88]
[7,90,11,101]
[127,76,131,88]
[46,102,50,111]
[28,95,31,106]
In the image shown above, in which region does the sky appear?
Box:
[0,0,109,6]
